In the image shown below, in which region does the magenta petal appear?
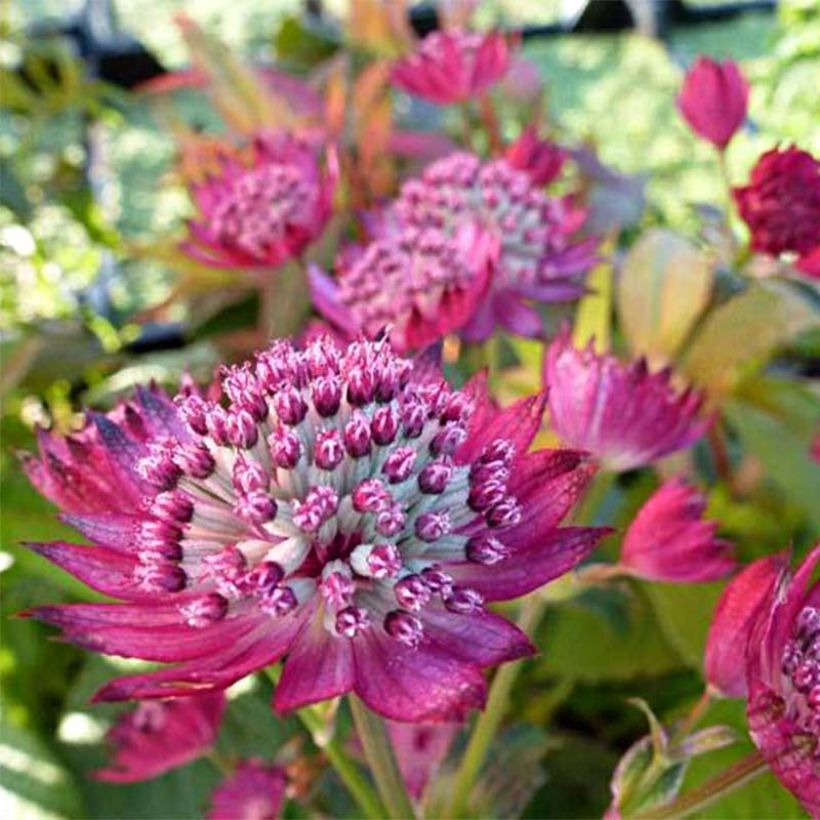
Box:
[421,606,534,667]
[461,390,547,461]
[352,630,486,722]
[273,607,354,713]
[95,692,225,783]
[703,555,786,697]
[387,721,460,800]
[447,527,608,602]
[208,760,287,820]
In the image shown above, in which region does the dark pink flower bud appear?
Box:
[371,405,400,446]
[204,405,231,446]
[232,457,267,495]
[336,606,371,637]
[234,491,276,525]
[469,479,507,512]
[150,491,194,523]
[225,410,258,449]
[486,496,522,528]
[445,587,484,614]
[431,423,467,456]
[418,459,453,494]
[352,543,402,579]
[352,479,391,513]
[320,570,355,609]
[268,426,301,469]
[314,429,344,471]
[260,585,298,617]
[179,593,229,628]
[244,560,284,593]
[421,566,454,597]
[375,504,406,537]
[344,412,372,458]
[347,366,375,406]
[385,610,424,647]
[402,400,427,439]
[383,446,417,483]
[312,375,342,417]
[293,486,338,533]
[466,534,510,565]
[134,560,187,593]
[505,126,567,186]
[677,56,748,149]
[273,387,307,425]
[415,511,451,542]
[176,394,208,435]
[173,442,215,479]
[138,520,183,560]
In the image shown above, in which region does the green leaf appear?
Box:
[617,228,713,365]
[0,720,84,819]
[682,281,817,397]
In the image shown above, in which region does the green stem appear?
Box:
[263,667,384,819]
[632,750,767,819]
[444,595,547,819]
[349,695,415,819]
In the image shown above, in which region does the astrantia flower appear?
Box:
[95,693,225,783]
[181,131,335,272]
[619,478,736,583]
[208,759,287,820]
[543,328,709,472]
[25,337,605,723]
[505,127,567,188]
[309,223,495,352]
[733,146,820,278]
[391,29,512,105]
[357,152,597,342]
[677,56,748,150]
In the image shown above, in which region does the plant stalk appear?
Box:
[349,695,415,819]
[633,750,767,819]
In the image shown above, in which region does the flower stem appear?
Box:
[444,595,547,819]
[632,750,767,819]
[263,668,384,819]
[349,695,415,819]
[671,688,712,745]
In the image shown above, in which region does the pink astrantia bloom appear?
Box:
[391,29,512,105]
[505,126,567,187]
[25,337,605,723]
[95,692,225,783]
[387,720,459,800]
[208,759,287,820]
[704,555,785,698]
[677,56,748,150]
[543,329,709,472]
[349,152,597,343]
[746,546,820,815]
[619,478,736,583]
[309,223,495,353]
[733,146,820,278]
[181,131,336,273]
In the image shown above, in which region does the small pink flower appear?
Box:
[543,328,709,472]
[677,56,748,150]
[745,546,820,815]
[25,337,606,723]
[95,693,225,782]
[181,131,336,272]
[504,127,567,187]
[704,555,785,698]
[331,153,597,344]
[733,146,820,277]
[619,478,736,583]
[387,721,459,799]
[391,29,513,105]
[309,223,495,353]
[208,759,287,820]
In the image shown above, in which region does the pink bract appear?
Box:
[95,692,225,783]
[677,56,748,150]
[704,554,785,698]
[733,146,820,278]
[543,329,710,472]
[505,126,567,187]
[387,720,459,800]
[745,546,820,816]
[181,131,336,272]
[620,478,736,583]
[391,29,512,105]
[208,759,287,820]
[24,337,606,723]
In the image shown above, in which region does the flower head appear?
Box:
[505,127,567,187]
[309,223,494,353]
[391,29,512,105]
[733,146,820,277]
[543,328,709,472]
[619,478,736,583]
[25,337,604,723]
[677,56,748,150]
[208,759,287,820]
[354,152,597,343]
[95,693,225,782]
[182,132,335,272]
[745,547,820,815]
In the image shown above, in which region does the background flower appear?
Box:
[208,759,287,820]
